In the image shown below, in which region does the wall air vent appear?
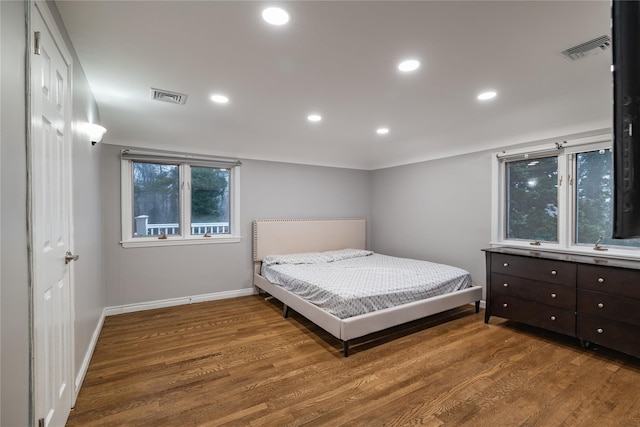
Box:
[560,35,611,61]
[150,88,188,105]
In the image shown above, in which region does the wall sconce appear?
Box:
[86,123,107,145]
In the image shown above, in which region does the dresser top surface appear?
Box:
[483,246,640,271]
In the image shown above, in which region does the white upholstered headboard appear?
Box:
[253,218,366,262]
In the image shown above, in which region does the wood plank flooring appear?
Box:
[67,295,640,426]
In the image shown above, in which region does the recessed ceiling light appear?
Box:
[398,59,420,72]
[262,7,290,26]
[307,114,322,122]
[210,94,229,104]
[376,127,390,135]
[477,91,497,101]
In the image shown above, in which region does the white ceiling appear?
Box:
[56,0,613,170]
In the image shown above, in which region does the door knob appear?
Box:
[65,251,79,264]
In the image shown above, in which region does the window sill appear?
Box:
[490,240,640,261]
[121,235,241,248]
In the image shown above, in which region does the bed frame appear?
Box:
[253,218,483,356]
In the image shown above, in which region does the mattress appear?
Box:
[260,249,472,319]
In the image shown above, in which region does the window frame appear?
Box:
[120,150,241,248]
[492,134,640,259]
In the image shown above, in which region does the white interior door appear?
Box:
[30,2,74,426]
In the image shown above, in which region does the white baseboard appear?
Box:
[73,288,255,403]
[74,308,106,405]
[103,288,255,316]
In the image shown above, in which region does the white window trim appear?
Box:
[491,134,640,260]
[120,151,241,248]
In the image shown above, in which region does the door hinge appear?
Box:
[34,31,41,55]
[38,418,45,427]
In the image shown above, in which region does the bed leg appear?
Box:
[343,340,350,357]
[283,304,289,318]
[475,300,480,313]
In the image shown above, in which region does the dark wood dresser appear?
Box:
[484,247,640,358]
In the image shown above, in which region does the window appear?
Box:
[189,166,230,235]
[121,150,240,248]
[575,150,612,246]
[506,156,558,242]
[133,162,180,236]
[493,136,640,257]
[575,149,640,248]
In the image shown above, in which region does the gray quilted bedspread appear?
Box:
[261,251,472,319]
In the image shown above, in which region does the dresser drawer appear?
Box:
[491,254,576,285]
[491,294,576,336]
[577,264,640,299]
[491,273,575,309]
[577,290,640,326]
[577,314,640,358]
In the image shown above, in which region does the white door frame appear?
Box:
[27,1,76,425]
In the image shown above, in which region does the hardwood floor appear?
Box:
[67,295,640,426]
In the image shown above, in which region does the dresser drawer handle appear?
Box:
[551,293,557,298]
[598,303,604,308]
[598,277,604,283]
[503,303,508,308]
[597,328,604,334]
[503,263,509,267]
[503,283,509,287]
[551,270,557,276]
[550,316,556,321]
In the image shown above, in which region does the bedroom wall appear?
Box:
[370,151,493,298]
[1,1,30,425]
[101,145,371,307]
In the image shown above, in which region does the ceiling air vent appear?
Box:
[560,35,611,61]
[150,88,188,105]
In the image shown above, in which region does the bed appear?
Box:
[253,218,483,356]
